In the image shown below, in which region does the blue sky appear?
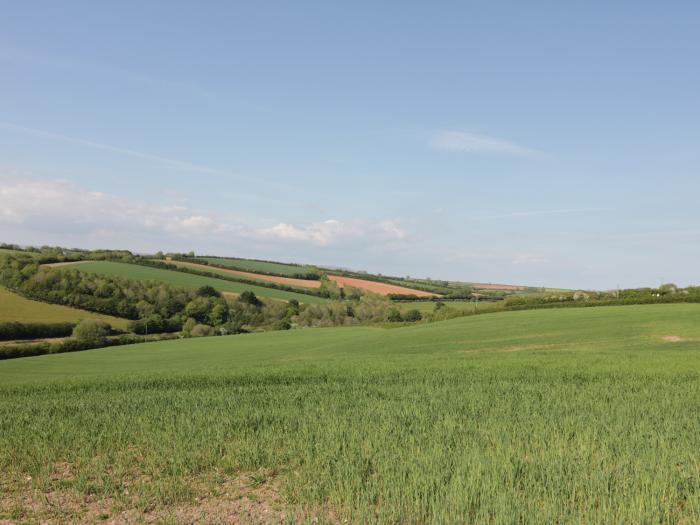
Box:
[1,1,699,289]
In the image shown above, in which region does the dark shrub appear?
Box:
[196,285,221,298]
[403,309,423,322]
[386,308,403,322]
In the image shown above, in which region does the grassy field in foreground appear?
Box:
[2,304,700,523]
[58,261,327,304]
[199,256,314,277]
[0,286,129,330]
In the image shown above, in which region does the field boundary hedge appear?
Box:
[0,321,75,341]
[0,332,181,361]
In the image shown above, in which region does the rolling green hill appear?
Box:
[0,286,129,330]
[199,256,315,277]
[165,259,318,289]
[56,261,327,304]
[3,304,700,522]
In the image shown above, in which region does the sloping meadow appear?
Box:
[2,304,700,523]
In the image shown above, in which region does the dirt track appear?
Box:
[327,275,438,297]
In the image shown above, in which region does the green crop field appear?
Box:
[166,259,312,289]
[0,286,129,330]
[58,261,327,304]
[3,304,700,522]
[0,248,28,259]
[200,256,315,277]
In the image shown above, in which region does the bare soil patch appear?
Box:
[0,468,338,525]
[328,275,438,297]
[662,335,683,342]
[460,343,567,354]
[171,260,322,289]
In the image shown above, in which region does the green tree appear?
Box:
[386,308,403,322]
[72,319,111,342]
[196,285,220,298]
[209,303,229,326]
[239,291,261,307]
[185,297,211,323]
[182,317,197,336]
[287,299,300,316]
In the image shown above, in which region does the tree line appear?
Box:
[0,321,75,341]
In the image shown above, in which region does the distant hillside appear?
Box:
[56,261,328,304]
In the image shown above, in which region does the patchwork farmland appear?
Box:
[54,260,328,304]
[328,274,439,297]
[168,259,323,289]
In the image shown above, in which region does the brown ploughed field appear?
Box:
[327,275,438,297]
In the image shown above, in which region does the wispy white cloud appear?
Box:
[474,208,608,220]
[263,219,406,246]
[430,130,539,156]
[512,253,549,265]
[0,175,406,248]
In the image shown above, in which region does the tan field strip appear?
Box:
[328,275,438,297]
[169,260,322,289]
[43,260,93,268]
[470,282,526,291]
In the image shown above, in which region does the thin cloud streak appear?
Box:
[0,121,221,175]
[430,130,541,156]
[0,121,292,191]
[474,208,609,220]
[0,46,255,113]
